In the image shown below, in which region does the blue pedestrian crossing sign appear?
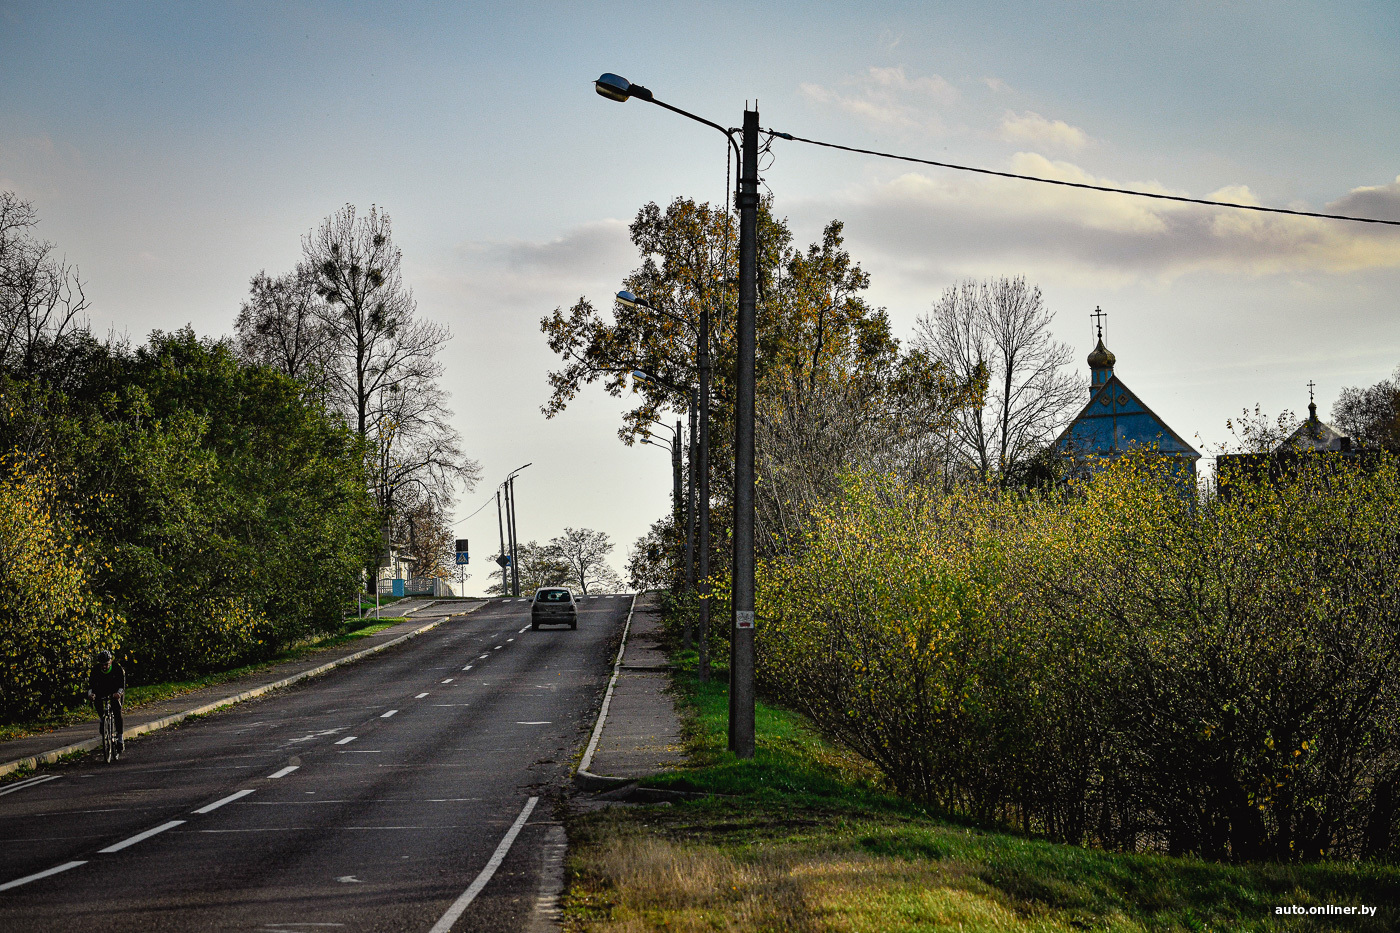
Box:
[455,552,469,565]
[454,539,469,565]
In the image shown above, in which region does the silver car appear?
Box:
[530,587,578,630]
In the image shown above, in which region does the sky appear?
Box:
[3,1,1399,590]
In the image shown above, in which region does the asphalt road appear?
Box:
[0,595,631,932]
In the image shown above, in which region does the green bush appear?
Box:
[757,454,1400,862]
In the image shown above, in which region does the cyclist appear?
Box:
[87,650,126,759]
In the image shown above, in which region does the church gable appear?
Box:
[1057,375,1199,459]
[1054,319,1199,472]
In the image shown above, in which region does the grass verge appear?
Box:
[0,619,404,745]
[564,668,1400,932]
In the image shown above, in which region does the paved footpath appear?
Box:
[0,599,479,778]
[577,592,685,786]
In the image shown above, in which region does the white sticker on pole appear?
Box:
[735,610,755,630]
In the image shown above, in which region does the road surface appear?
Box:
[0,596,631,932]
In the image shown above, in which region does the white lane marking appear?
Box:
[0,773,62,797]
[428,797,539,933]
[478,654,489,659]
[415,692,429,699]
[193,789,255,814]
[344,750,381,753]
[442,678,454,683]
[516,721,551,725]
[462,665,473,671]
[99,820,185,853]
[335,736,358,745]
[338,875,362,883]
[0,860,87,892]
[381,709,398,718]
[493,645,502,650]
[506,639,514,643]
[518,626,529,634]
[267,766,300,779]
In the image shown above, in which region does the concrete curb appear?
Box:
[574,592,640,792]
[0,601,479,779]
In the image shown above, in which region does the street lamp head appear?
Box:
[631,369,650,382]
[594,73,653,103]
[616,289,640,309]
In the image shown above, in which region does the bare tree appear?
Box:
[914,277,1080,484]
[551,527,622,595]
[303,204,449,439]
[0,191,91,383]
[233,264,334,393]
[301,203,478,525]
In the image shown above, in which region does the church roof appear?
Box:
[1055,374,1200,460]
[1277,403,1350,452]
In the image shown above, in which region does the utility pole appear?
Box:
[697,274,712,683]
[507,475,522,597]
[496,489,507,597]
[729,106,759,758]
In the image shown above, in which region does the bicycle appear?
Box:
[97,696,119,763]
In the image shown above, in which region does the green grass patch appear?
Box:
[564,667,1400,932]
[0,618,405,744]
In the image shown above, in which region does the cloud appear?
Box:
[460,218,632,280]
[998,111,1091,151]
[800,66,957,131]
[983,77,1012,94]
[809,161,1400,286]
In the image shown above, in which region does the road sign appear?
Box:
[495,555,511,568]
[455,552,469,565]
[455,539,469,554]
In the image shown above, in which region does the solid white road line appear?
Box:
[0,860,86,892]
[516,721,551,725]
[416,693,429,699]
[99,820,185,853]
[336,736,358,745]
[193,789,255,814]
[381,709,398,718]
[0,773,62,797]
[428,796,539,933]
[267,766,300,779]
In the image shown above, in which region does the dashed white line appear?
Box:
[493,645,503,650]
[336,736,358,745]
[516,721,551,725]
[0,860,86,892]
[428,797,539,933]
[193,789,255,814]
[267,766,299,779]
[442,678,453,684]
[99,820,185,853]
[0,773,62,797]
[518,626,529,634]
[506,639,514,643]
[478,654,489,659]
[462,665,473,671]
[381,709,398,719]
[415,692,429,699]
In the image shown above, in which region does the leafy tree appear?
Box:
[1333,366,1400,450]
[552,527,622,595]
[1223,404,1298,453]
[485,540,571,596]
[626,518,674,591]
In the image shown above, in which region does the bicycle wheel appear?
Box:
[101,703,115,764]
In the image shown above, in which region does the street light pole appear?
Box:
[729,107,759,757]
[596,73,755,753]
[506,476,520,597]
[495,488,507,597]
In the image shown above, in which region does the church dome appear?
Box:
[1087,338,1116,369]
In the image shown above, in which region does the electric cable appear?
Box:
[767,131,1400,227]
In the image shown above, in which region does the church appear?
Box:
[1054,311,1201,483]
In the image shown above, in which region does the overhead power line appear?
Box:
[768,131,1400,227]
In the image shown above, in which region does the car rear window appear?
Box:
[537,589,572,602]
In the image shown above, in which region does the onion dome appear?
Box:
[1087,338,1116,369]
